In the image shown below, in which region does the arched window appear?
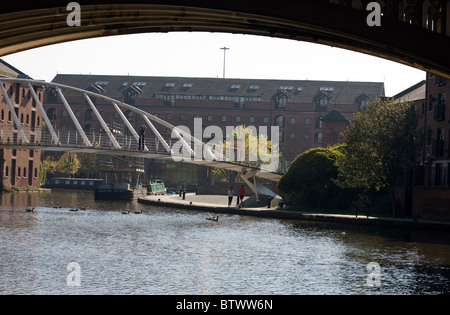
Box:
[276,95,288,108]
[124,111,134,122]
[331,129,339,143]
[315,117,323,129]
[316,96,329,111]
[290,118,296,125]
[235,116,241,123]
[304,118,310,125]
[47,108,57,120]
[85,109,95,121]
[274,116,285,127]
[84,124,93,133]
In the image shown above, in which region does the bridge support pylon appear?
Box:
[239,170,260,202]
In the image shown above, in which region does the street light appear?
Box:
[220,47,230,79]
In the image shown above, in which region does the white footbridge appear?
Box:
[0,78,290,196]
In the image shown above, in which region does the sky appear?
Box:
[2,32,425,97]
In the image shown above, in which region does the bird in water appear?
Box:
[122,211,130,215]
[26,207,35,212]
[206,216,219,222]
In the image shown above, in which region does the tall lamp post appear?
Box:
[220,47,230,79]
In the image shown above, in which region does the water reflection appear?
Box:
[0,191,449,295]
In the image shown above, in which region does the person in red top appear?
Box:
[237,185,246,207]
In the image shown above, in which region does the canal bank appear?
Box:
[138,193,450,232]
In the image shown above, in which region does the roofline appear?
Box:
[52,73,385,85]
[393,80,426,100]
[0,58,29,78]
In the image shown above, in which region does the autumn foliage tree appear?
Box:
[56,152,81,177]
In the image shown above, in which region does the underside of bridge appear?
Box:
[0,1,450,78]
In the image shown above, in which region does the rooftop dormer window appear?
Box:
[165,82,176,88]
[87,84,105,94]
[355,93,373,111]
[94,81,109,87]
[123,85,144,105]
[280,85,294,91]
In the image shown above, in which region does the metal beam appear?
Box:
[84,93,121,149]
[142,115,173,154]
[0,78,286,183]
[56,87,92,147]
[111,102,148,151]
[27,82,60,145]
[0,2,449,77]
[0,80,28,144]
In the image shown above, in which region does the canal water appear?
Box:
[0,190,450,295]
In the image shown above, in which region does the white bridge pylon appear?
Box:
[0,78,289,182]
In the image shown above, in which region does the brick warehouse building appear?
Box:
[0,59,43,191]
[47,74,384,155]
[44,74,384,184]
[412,73,450,220]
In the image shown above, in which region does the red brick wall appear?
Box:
[321,120,349,148]
[0,81,42,190]
[413,187,450,220]
[46,93,361,162]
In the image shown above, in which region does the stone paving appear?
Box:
[139,193,450,231]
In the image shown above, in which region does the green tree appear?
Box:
[78,153,99,178]
[57,152,81,177]
[278,146,347,209]
[336,98,419,214]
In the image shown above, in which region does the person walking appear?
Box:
[237,185,246,207]
[227,187,235,207]
[139,125,147,151]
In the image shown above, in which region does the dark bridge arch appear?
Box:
[1,1,450,78]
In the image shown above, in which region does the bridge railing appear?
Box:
[0,125,291,174]
[0,125,175,154]
[0,77,291,176]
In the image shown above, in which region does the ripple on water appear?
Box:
[0,191,450,295]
